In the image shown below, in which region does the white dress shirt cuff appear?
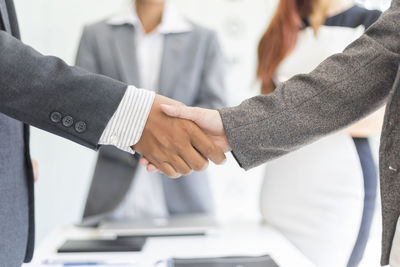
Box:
[99,86,155,154]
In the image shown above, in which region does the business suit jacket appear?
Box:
[220,1,400,265]
[0,0,129,265]
[75,20,226,222]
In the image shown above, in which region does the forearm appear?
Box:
[0,31,127,149]
[220,2,400,170]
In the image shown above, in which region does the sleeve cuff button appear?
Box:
[75,121,87,133]
[62,116,74,128]
[50,112,62,123]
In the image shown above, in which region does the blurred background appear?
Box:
[13,0,391,266]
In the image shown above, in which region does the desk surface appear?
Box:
[24,223,315,267]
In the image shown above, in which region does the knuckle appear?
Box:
[173,140,186,152]
[204,145,215,158]
[182,120,195,135]
[160,137,172,149]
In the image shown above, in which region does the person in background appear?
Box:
[76,0,226,222]
[256,0,382,266]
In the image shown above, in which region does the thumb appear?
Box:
[161,104,200,122]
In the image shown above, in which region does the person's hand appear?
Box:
[132,95,226,178]
[31,158,38,182]
[161,105,231,152]
[139,105,231,173]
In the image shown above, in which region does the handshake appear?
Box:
[132,94,232,178]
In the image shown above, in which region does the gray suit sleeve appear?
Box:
[0,31,127,149]
[219,1,400,170]
[76,26,100,73]
[195,31,227,109]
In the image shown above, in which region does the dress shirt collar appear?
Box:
[107,3,192,34]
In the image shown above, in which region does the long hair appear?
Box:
[257,0,313,93]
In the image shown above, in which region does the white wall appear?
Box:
[13,0,277,244]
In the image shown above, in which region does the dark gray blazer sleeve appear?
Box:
[219,1,400,170]
[0,31,127,149]
[195,31,226,109]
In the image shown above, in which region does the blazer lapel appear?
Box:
[110,25,141,87]
[158,33,187,96]
[0,0,11,33]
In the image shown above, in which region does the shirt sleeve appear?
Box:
[99,85,155,154]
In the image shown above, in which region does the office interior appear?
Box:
[14,0,392,266]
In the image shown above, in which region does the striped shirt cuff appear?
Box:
[99,86,155,154]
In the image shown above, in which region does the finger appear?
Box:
[190,127,226,165]
[156,94,185,107]
[159,162,181,179]
[179,145,209,172]
[31,159,39,182]
[139,157,150,167]
[142,154,164,174]
[161,105,200,122]
[140,157,159,173]
[171,155,192,176]
[147,164,159,173]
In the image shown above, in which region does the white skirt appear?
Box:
[260,133,364,267]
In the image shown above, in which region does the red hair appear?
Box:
[257,0,313,93]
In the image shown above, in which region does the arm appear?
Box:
[340,9,384,138]
[145,0,400,172]
[0,31,226,178]
[195,31,227,109]
[0,31,127,149]
[219,1,400,169]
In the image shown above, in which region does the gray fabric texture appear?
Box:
[0,0,10,33]
[0,30,128,149]
[0,0,130,265]
[220,1,400,265]
[0,114,29,266]
[76,20,226,222]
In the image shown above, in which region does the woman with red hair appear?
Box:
[258,0,382,266]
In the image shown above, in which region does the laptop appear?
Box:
[98,214,219,236]
[168,255,279,267]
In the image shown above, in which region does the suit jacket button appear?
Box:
[50,112,62,123]
[75,121,87,133]
[62,116,74,128]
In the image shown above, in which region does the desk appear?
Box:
[24,223,315,267]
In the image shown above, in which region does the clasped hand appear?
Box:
[132,95,229,178]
